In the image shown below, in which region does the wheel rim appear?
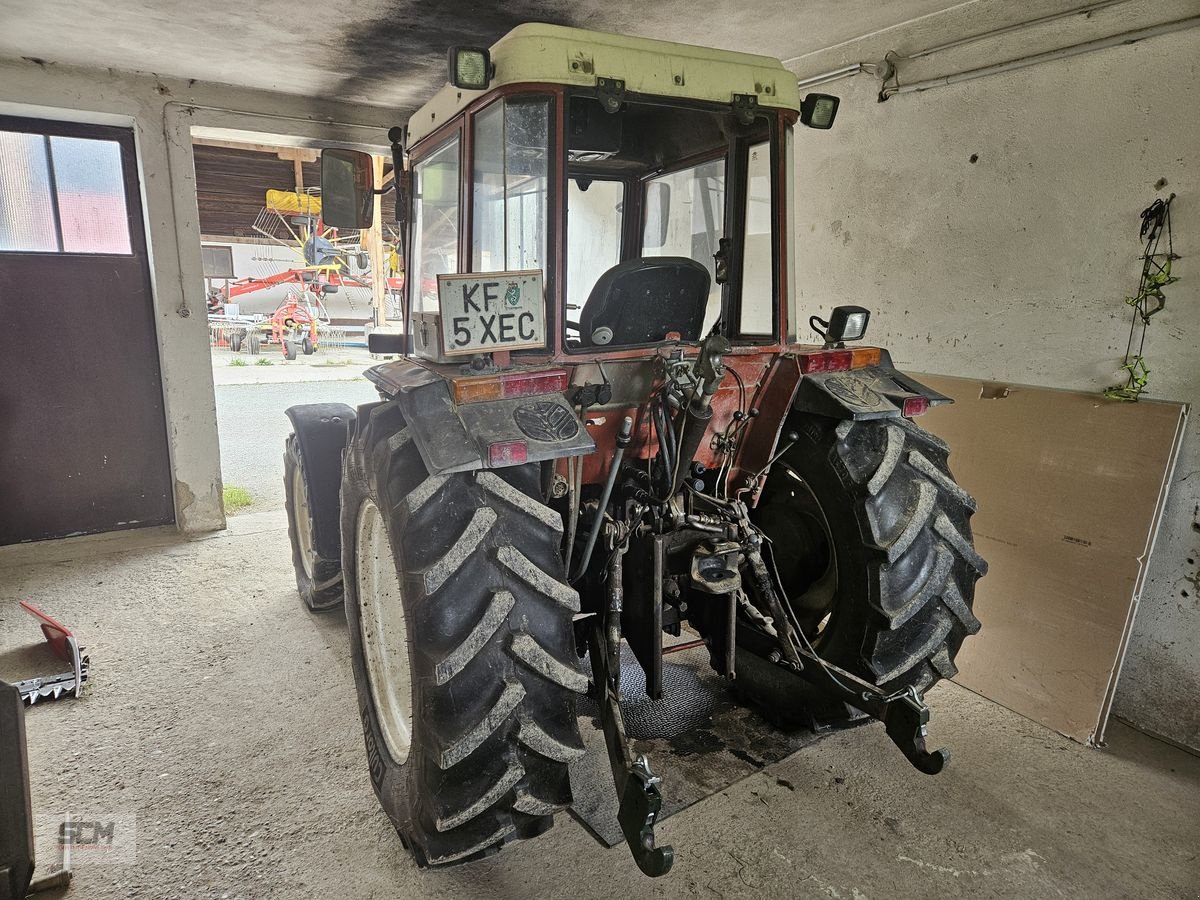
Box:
[355,500,414,765]
[291,464,315,579]
[759,462,839,645]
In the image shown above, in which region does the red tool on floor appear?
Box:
[11,602,89,706]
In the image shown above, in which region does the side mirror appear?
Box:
[321,149,374,229]
[643,181,671,249]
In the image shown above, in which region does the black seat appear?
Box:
[577,257,711,347]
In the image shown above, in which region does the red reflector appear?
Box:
[499,370,569,399]
[902,396,930,417]
[488,440,528,466]
[798,350,852,373]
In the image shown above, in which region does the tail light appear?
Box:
[451,369,569,404]
[797,347,881,374]
[488,440,528,466]
[902,396,930,417]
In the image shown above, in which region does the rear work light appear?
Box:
[452,369,569,405]
[797,347,881,374]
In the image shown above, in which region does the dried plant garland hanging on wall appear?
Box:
[1105,193,1180,401]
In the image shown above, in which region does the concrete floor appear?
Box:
[1,514,1197,900]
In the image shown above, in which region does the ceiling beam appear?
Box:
[192,136,319,163]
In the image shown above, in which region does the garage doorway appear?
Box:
[190,137,391,517]
[0,116,173,544]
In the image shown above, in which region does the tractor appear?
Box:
[282,24,985,877]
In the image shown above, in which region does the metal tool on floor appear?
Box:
[11,603,89,706]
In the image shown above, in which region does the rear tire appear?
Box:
[748,413,986,701]
[284,340,298,361]
[342,401,587,867]
[284,435,344,611]
[302,336,315,355]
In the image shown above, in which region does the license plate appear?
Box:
[436,270,545,356]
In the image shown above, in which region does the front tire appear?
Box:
[342,401,587,867]
[750,414,986,698]
[284,435,344,611]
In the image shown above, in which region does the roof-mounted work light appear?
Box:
[800,93,840,129]
[448,47,492,90]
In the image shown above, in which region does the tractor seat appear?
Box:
[577,257,711,347]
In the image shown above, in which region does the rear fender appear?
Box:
[284,403,356,561]
[792,361,952,421]
[365,359,595,475]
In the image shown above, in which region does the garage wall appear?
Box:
[0,58,395,534]
[790,12,1199,749]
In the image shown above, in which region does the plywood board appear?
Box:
[914,374,1187,745]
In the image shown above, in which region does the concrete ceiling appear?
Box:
[0,0,969,112]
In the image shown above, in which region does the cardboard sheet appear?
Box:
[914,374,1187,745]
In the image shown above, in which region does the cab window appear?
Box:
[566,177,624,341]
[472,97,550,273]
[560,96,779,350]
[642,158,725,335]
[409,136,460,313]
[739,142,773,335]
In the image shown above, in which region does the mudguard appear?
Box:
[284,403,356,561]
[364,359,595,475]
[793,364,952,420]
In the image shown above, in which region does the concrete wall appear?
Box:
[0,58,396,534]
[790,11,1200,749]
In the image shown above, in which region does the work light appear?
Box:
[448,47,492,90]
[827,305,870,342]
[811,305,871,346]
[800,93,840,129]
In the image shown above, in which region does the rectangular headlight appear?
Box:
[448,47,491,90]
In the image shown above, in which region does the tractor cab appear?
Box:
[323,24,839,363]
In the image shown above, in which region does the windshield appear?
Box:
[563,96,776,350]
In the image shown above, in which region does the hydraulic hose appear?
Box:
[572,416,634,581]
[670,334,731,495]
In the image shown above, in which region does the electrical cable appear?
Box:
[758,529,861,697]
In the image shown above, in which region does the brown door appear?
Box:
[0,116,173,544]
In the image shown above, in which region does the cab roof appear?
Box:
[407,23,801,145]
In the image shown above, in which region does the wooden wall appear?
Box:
[193,143,395,239]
